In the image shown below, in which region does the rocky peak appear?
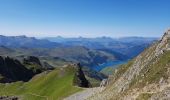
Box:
[161,29,170,41]
[61,63,90,87]
[72,63,91,88]
[154,29,170,56]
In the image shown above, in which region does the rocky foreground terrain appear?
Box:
[64,87,104,100]
[0,96,18,100]
[87,29,170,100]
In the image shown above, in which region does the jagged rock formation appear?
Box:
[63,63,107,87]
[23,56,42,66]
[23,56,54,73]
[0,56,34,83]
[0,56,51,83]
[73,63,91,87]
[23,56,44,73]
[88,29,170,100]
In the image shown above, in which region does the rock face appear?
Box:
[23,56,54,74]
[23,56,44,74]
[0,56,34,83]
[23,56,42,66]
[88,29,170,100]
[73,63,90,88]
[100,79,108,87]
[0,56,51,83]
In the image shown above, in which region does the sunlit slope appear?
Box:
[89,29,170,100]
[0,66,82,100]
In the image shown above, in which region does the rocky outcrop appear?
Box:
[73,63,91,88]
[0,56,35,83]
[155,29,170,56]
[100,79,108,87]
[23,56,43,73]
[23,56,54,73]
[23,56,42,66]
[0,96,18,100]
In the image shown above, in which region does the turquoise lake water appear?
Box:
[92,60,128,71]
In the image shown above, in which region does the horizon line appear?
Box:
[0,34,161,39]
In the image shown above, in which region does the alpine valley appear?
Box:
[0,34,157,99]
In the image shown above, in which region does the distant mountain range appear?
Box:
[44,36,157,44]
[0,35,60,48]
[0,35,158,69]
[45,36,158,58]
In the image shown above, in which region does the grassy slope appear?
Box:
[85,76,101,87]
[100,67,115,76]
[114,47,170,99]
[129,51,170,89]
[0,67,82,100]
[116,50,170,99]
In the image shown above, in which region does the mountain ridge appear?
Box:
[88,29,170,100]
[0,35,60,48]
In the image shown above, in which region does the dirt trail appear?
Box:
[64,87,105,100]
[27,93,48,99]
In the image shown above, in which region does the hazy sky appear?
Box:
[0,0,169,38]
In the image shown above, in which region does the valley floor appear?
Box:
[64,87,104,100]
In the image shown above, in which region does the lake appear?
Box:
[92,60,128,71]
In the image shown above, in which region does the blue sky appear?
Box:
[0,0,169,38]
